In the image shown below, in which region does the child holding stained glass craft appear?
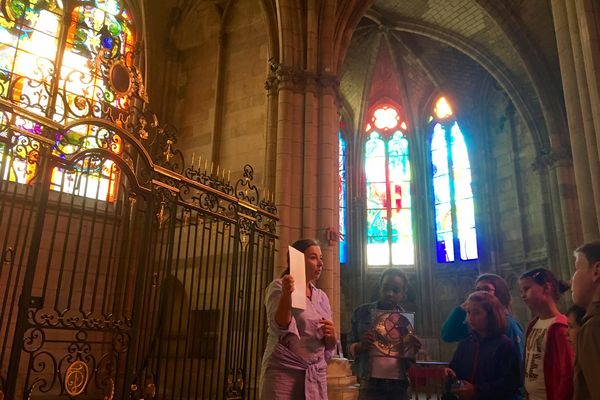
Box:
[349,268,421,400]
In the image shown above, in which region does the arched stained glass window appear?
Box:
[431,97,478,262]
[0,0,136,201]
[365,104,413,266]
[339,131,347,264]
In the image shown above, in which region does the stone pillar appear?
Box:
[268,63,341,329]
[532,148,579,278]
[273,71,300,270]
[317,74,341,330]
[565,0,600,229]
[574,0,600,163]
[268,0,345,333]
[551,0,600,241]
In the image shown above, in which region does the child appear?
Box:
[441,273,524,364]
[565,304,585,351]
[519,268,573,400]
[572,241,600,399]
[445,291,521,400]
[349,268,421,400]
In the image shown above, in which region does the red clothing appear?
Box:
[524,314,574,400]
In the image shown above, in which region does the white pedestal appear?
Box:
[327,358,359,400]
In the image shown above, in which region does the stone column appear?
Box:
[317,74,341,330]
[551,0,600,241]
[574,0,600,163]
[273,69,300,269]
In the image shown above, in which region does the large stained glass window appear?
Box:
[339,131,347,264]
[0,0,135,202]
[431,97,478,262]
[365,104,413,266]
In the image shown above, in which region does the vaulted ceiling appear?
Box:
[340,0,565,149]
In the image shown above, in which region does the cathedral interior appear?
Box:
[0,0,598,398]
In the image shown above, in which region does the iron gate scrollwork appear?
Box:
[0,91,277,400]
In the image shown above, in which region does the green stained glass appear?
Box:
[69,6,129,59]
[367,209,388,238]
[365,111,414,266]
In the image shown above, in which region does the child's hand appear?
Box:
[451,380,476,399]
[443,368,456,379]
[403,333,422,357]
[359,330,375,351]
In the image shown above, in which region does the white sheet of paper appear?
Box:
[289,246,306,310]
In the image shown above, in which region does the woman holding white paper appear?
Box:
[260,239,337,400]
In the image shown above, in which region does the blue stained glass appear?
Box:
[435,202,452,232]
[431,149,448,176]
[433,176,450,204]
[451,123,470,169]
[101,35,114,49]
[431,123,446,150]
[456,199,476,229]
[459,227,478,260]
[453,169,473,199]
[431,126,448,177]
[339,132,347,264]
[431,116,478,263]
[436,232,455,262]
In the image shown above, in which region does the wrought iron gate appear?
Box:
[0,100,278,400]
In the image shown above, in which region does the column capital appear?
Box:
[265,60,340,99]
[531,146,573,171]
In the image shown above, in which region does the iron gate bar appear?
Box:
[5,143,53,399]
[0,103,278,400]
